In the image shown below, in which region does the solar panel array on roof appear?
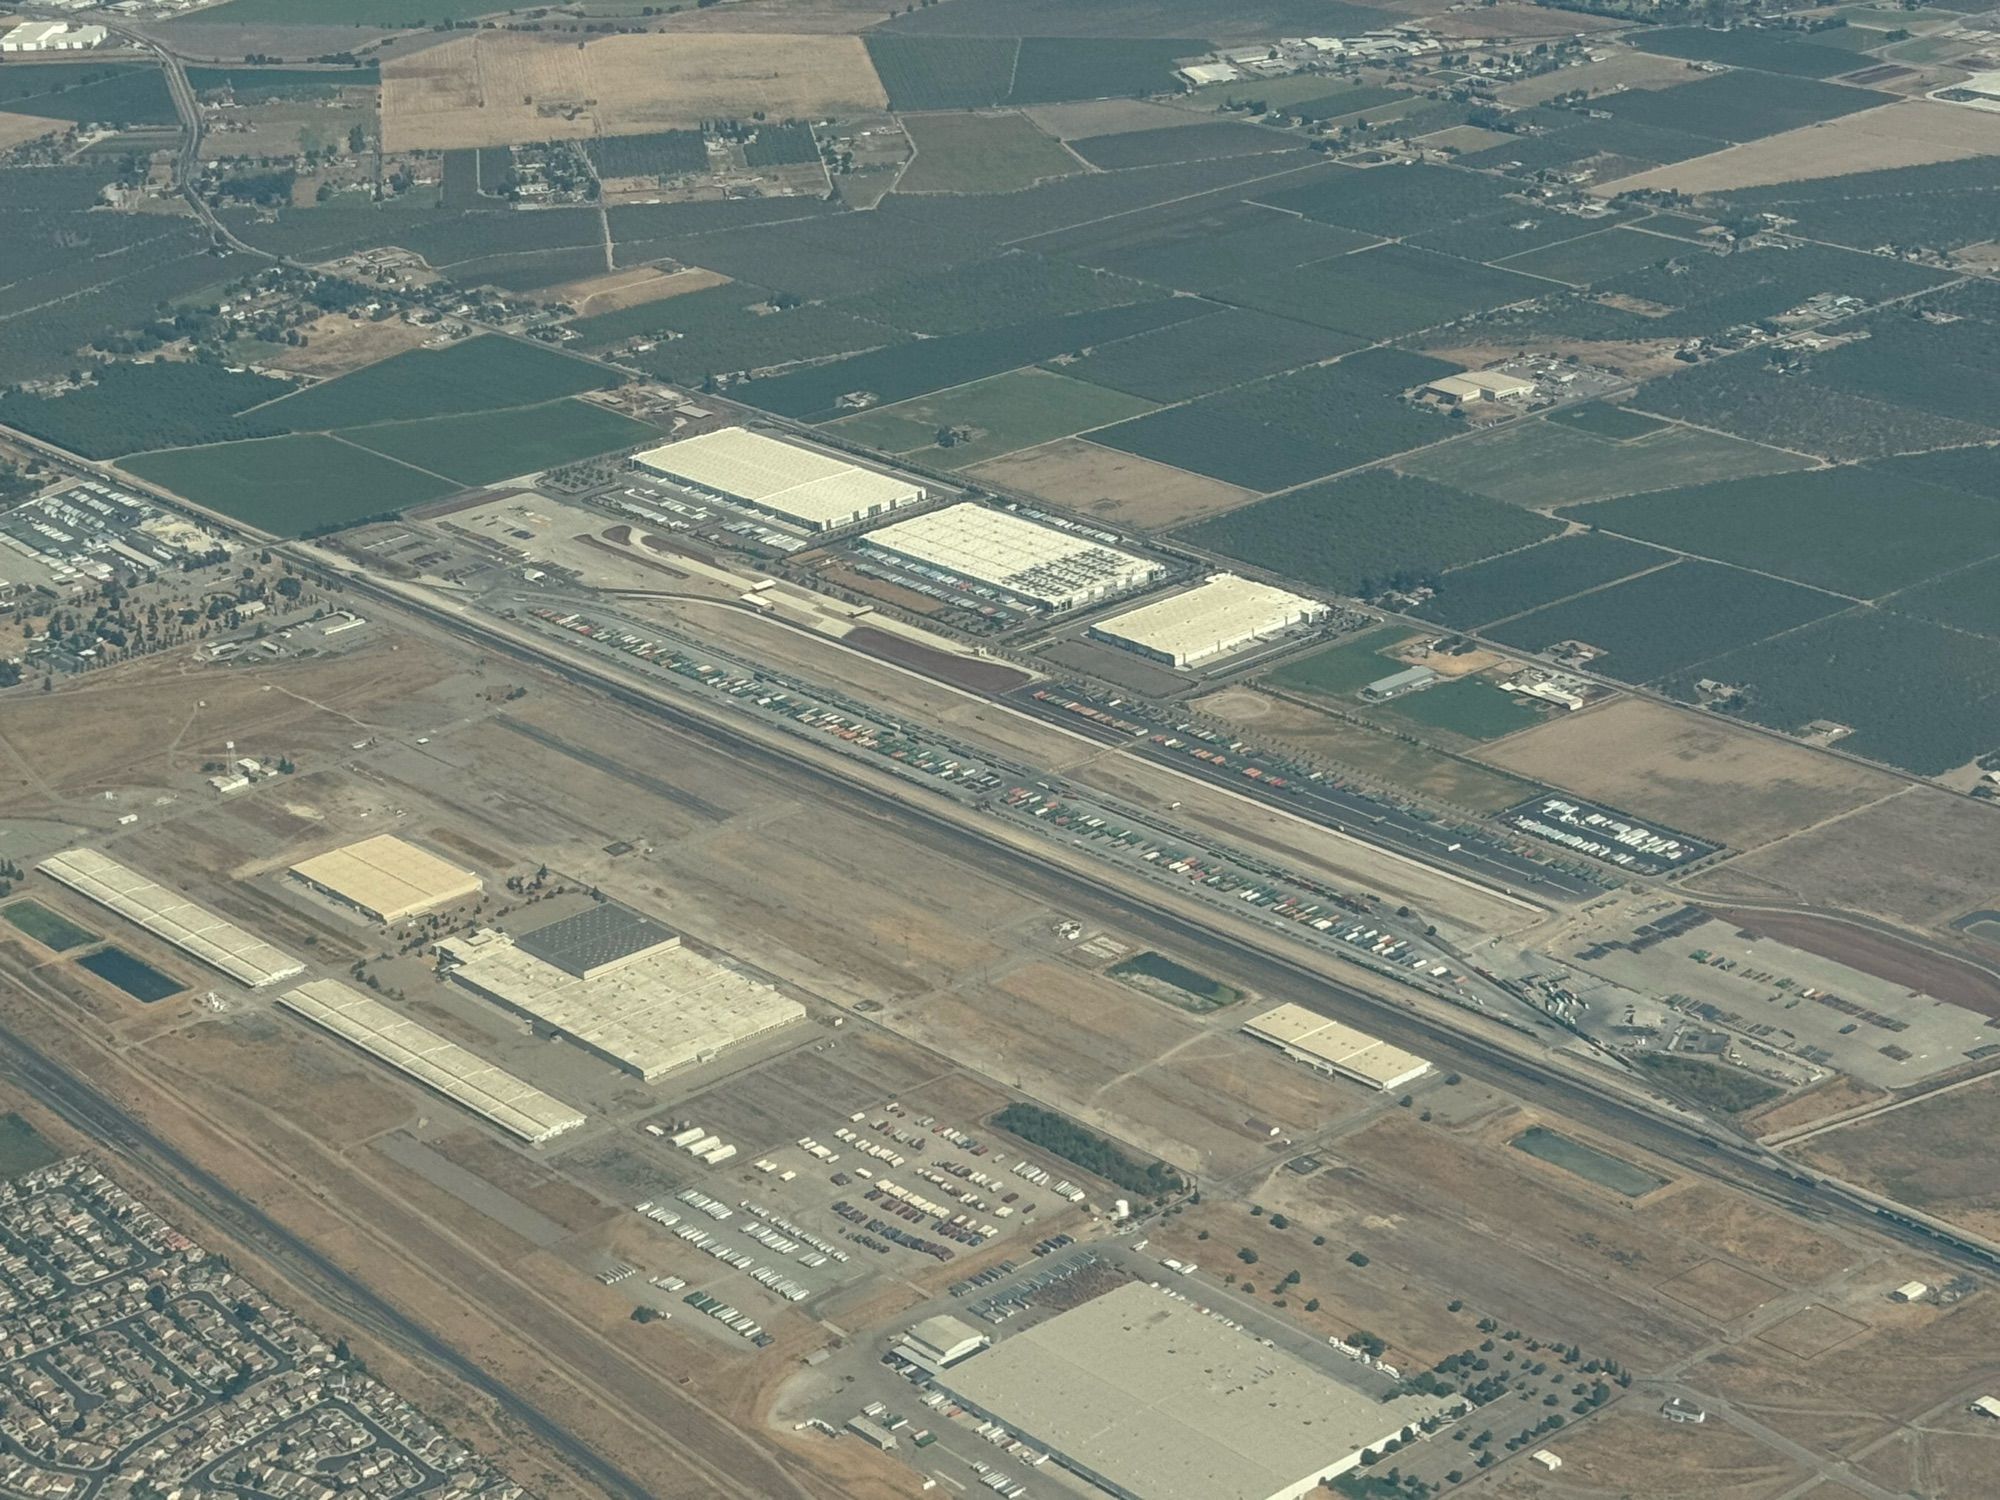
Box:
[514,903,680,979]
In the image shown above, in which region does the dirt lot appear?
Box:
[843,626,1030,693]
[1603,100,2000,195]
[1794,1072,2000,1239]
[1475,696,1904,852]
[548,265,728,316]
[1714,907,2000,1018]
[963,438,1259,529]
[1197,684,1537,814]
[251,312,435,375]
[1461,1404,1811,1500]
[382,30,886,150]
[1682,786,2000,935]
[1494,48,1696,105]
[1745,1074,1891,1141]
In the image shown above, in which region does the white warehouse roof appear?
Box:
[289,833,482,924]
[1242,1003,1431,1091]
[633,427,922,532]
[278,980,585,1144]
[863,503,1163,611]
[39,848,304,989]
[439,927,804,1080]
[1090,573,1328,669]
[940,1282,1448,1500]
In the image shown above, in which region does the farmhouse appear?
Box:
[1089,574,1327,669]
[633,427,923,533]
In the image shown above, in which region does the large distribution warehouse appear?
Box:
[633,427,923,533]
[938,1283,1450,1500]
[277,979,585,1144]
[437,905,803,1080]
[1241,1003,1432,1091]
[860,504,1163,612]
[289,834,482,924]
[40,848,304,989]
[1088,574,1328,669]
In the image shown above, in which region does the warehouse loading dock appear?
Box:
[1240,1003,1431,1091]
[288,834,483,924]
[937,1282,1449,1500]
[634,427,923,533]
[1089,574,1328,669]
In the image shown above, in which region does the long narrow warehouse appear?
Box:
[39,847,304,988]
[278,979,586,1143]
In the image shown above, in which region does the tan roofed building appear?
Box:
[290,834,483,924]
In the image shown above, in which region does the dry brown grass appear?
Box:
[0,110,59,148]
[1495,48,1695,105]
[964,437,1257,529]
[1475,696,1903,853]
[1475,1405,1809,1500]
[549,265,728,316]
[1602,100,2000,195]
[251,313,434,376]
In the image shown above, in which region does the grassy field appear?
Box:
[1261,626,1414,698]
[1396,420,1813,508]
[1497,226,1683,285]
[0,900,97,952]
[338,399,659,486]
[1255,161,1514,236]
[1067,200,1378,293]
[1512,1125,1666,1198]
[1378,676,1548,741]
[123,434,456,536]
[898,113,1082,194]
[0,1114,59,1181]
[1547,404,1669,441]
[1487,559,1848,684]
[825,369,1154,469]
[1069,120,1292,170]
[253,335,617,431]
[1107,951,1242,1012]
[1565,466,2000,599]
[1414,532,1673,630]
[865,35,1017,110]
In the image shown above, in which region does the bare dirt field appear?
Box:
[1474,697,1904,852]
[1196,684,1538,814]
[250,312,435,375]
[1462,1404,1811,1500]
[382,31,886,151]
[1681,787,2000,934]
[549,266,728,315]
[1714,906,2000,1017]
[1795,1072,2000,1239]
[1602,100,2000,194]
[1022,99,1209,138]
[963,438,1258,529]
[843,625,1030,693]
[0,110,58,148]
[1495,48,1695,105]
[1745,1074,1891,1141]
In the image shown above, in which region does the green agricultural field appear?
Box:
[1886,556,2000,639]
[865,35,1018,109]
[0,62,177,126]
[1487,560,1848,684]
[1497,227,1682,286]
[254,336,617,431]
[123,434,456,537]
[1218,243,1545,339]
[0,362,297,460]
[1379,676,1548,742]
[1090,347,1460,492]
[1254,161,1514,236]
[1064,199,1378,292]
[1405,207,1634,264]
[1396,420,1814,508]
[1869,446,2000,501]
[898,113,1082,193]
[1413,532,1674,630]
[583,130,707,179]
[1664,608,2000,775]
[1546,404,1668,441]
[1602,71,1889,142]
[1069,120,1293,170]
[578,284,908,382]
[833,253,1148,337]
[338,399,659,486]
[1,900,97,953]
[1058,307,1359,402]
[1262,625,1415,698]
[738,299,1209,422]
[825,369,1154,469]
[1564,466,2000,599]
[1632,25,1880,77]
[1007,38,1206,105]
[1800,315,2000,430]
[184,65,379,100]
[1184,468,1560,595]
